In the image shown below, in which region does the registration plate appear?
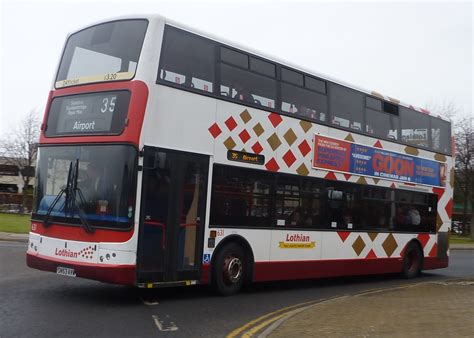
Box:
[56,266,76,277]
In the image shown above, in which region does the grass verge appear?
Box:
[0,213,31,234]
[450,234,474,244]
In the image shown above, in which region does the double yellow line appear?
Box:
[226,298,324,338]
[227,282,421,338]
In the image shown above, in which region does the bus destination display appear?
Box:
[46,91,130,136]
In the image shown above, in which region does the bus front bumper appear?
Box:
[26,252,136,285]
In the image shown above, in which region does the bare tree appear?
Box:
[453,116,474,238]
[0,110,41,211]
[425,99,459,121]
[426,100,474,237]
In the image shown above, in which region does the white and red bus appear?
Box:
[27,15,454,295]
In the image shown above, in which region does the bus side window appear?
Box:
[400,107,429,148]
[280,82,327,123]
[158,27,215,93]
[329,83,364,132]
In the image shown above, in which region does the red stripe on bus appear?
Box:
[252,256,447,282]
[31,222,135,242]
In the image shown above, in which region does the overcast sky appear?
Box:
[0,0,472,137]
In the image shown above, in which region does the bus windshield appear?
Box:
[33,145,137,229]
[56,19,148,88]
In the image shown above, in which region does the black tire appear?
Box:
[402,242,423,279]
[212,243,245,296]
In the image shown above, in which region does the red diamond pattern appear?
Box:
[208,123,222,138]
[429,243,438,257]
[251,141,263,154]
[239,129,251,143]
[325,171,337,181]
[338,231,350,242]
[343,173,352,181]
[298,139,311,156]
[373,140,383,148]
[282,150,296,167]
[445,198,453,217]
[265,158,280,172]
[417,234,430,249]
[366,249,377,259]
[225,116,237,131]
[432,187,445,199]
[268,113,283,128]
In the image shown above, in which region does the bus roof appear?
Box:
[67,14,450,123]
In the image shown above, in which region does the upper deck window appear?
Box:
[281,82,327,122]
[220,63,277,109]
[56,20,148,88]
[305,76,326,94]
[431,117,451,154]
[221,47,248,68]
[330,83,364,131]
[250,57,276,78]
[159,27,215,93]
[400,107,429,148]
[281,68,304,86]
[366,96,382,111]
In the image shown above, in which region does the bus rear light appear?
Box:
[210,230,217,238]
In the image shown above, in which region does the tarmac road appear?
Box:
[1,241,473,338]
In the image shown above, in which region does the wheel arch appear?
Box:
[403,238,425,269]
[210,234,255,285]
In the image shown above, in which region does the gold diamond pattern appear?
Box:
[300,120,312,133]
[449,169,454,189]
[436,214,443,231]
[434,153,446,162]
[352,236,366,256]
[241,148,247,152]
[382,233,398,257]
[356,177,367,185]
[296,164,309,176]
[373,178,380,184]
[283,128,297,146]
[267,133,282,151]
[368,233,378,241]
[253,123,264,137]
[223,137,236,150]
[240,109,252,123]
[345,133,355,142]
[404,146,419,156]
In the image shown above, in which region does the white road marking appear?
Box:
[152,315,178,332]
[140,297,159,306]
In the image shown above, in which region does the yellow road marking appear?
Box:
[226,299,319,338]
[241,312,289,338]
[227,282,423,338]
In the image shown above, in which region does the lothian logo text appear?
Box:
[55,248,79,258]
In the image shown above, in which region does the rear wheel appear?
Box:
[402,242,423,278]
[212,243,245,296]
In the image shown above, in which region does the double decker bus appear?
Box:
[27,15,453,295]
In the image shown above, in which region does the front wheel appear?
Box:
[402,242,423,279]
[212,243,245,296]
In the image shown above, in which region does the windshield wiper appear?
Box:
[43,159,94,233]
[69,159,94,233]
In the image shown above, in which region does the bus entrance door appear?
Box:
[137,147,209,284]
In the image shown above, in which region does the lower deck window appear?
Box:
[210,164,437,233]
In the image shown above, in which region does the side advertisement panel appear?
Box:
[312,135,445,187]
